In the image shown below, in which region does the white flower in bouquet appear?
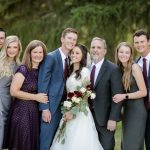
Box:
[87,90,92,95]
[74,98,81,103]
[80,87,86,93]
[72,96,81,103]
[56,82,96,144]
[72,96,77,102]
[90,93,96,99]
[63,101,72,108]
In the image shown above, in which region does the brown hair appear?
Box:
[22,40,47,69]
[133,29,149,40]
[115,42,134,92]
[61,28,78,38]
[0,27,6,37]
[70,43,88,79]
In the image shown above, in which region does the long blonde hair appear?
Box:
[115,42,134,92]
[0,35,22,77]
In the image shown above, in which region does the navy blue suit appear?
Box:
[145,63,150,150]
[38,49,65,150]
[136,57,150,150]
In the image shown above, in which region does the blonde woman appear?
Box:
[113,42,147,150]
[0,35,22,149]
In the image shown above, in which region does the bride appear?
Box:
[50,44,103,150]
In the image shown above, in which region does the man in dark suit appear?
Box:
[133,29,150,150]
[38,28,78,150]
[90,37,123,150]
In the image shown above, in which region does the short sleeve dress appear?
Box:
[7,65,40,150]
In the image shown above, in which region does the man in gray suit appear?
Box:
[38,28,78,150]
[90,37,123,150]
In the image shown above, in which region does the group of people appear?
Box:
[0,27,149,150]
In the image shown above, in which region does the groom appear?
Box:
[90,37,123,150]
[38,28,78,150]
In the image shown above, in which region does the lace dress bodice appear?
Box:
[66,67,90,92]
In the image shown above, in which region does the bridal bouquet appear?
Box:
[56,81,96,144]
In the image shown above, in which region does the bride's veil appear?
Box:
[86,52,92,68]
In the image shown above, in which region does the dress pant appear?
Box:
[92,111,115,150]
[145,109,150,150]
[0,123,4,149]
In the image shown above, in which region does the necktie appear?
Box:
[90,65,96,89]
[89,65,96,111]
[61,58,69,102]
[64,58,69,80]
[143,58,149,109]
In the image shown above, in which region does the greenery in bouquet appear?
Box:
[56,81,96,144]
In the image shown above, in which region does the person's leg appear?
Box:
[0,123,4,149]
[145,110,150,150]
[97,125,115,150]
[122,117,146,150]
[40,109,62,150]
[0,111,6,149]
[92,112,115,150]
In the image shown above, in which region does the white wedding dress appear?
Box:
[50,67,103,150]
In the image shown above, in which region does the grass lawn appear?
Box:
[115,122,122,150]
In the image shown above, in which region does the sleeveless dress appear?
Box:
[0,63,17,149]
[50,67,104,150]
[122,75,147,150]
[6,65,40,150]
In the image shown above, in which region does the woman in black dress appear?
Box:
[7,40,48,150]
[113,42,147,150]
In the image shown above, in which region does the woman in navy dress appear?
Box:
[6,40,48,150]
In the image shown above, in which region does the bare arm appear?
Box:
[113,64,147,103]
[10,72,48,103]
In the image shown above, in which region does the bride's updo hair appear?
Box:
[70,43,88,79]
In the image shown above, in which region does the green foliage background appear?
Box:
[0,0,150,60]
[0,1,149,149]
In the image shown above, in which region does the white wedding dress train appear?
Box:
[50,67,103,150]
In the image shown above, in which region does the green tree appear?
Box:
[0,0,149,60]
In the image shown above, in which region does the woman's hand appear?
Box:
[112,94,125,103]
[35,93,48,103]
[63,111,73,121]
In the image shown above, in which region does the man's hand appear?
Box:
[107,120,116,131]
[42,109,51,123]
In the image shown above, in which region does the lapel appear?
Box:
[135,56,141,63]
[56,49,64,79]
[136,56,150,89]
[94,59,107,89]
